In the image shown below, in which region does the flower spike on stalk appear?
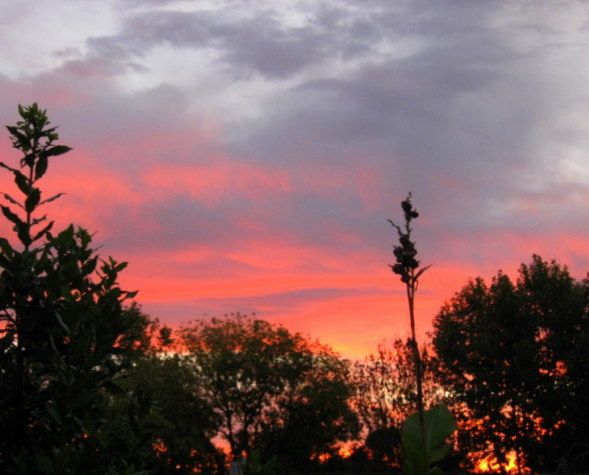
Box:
[388,193,431,287]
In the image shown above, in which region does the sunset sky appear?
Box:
[1,1,588,358]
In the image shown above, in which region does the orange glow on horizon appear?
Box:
[317,452,330,464]
[473,450,528,474]
[2,128,589,361]
[338,446,353,459]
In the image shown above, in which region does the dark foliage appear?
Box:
[104,348,226,474]
[180,313,360,472]
[350,339,448,470]
[433,255,589,472]
[0,104,151,473]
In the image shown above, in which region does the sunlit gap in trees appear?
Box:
[314,444,354,464]
[464,413,566,474]
[473,449,521,474]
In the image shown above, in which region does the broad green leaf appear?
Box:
[426,467,445,475]
[402,405,456,475]
[429,442,451,464]
[424,405,456,461]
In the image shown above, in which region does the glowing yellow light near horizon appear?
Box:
[474,450,528,474]
[338,447,353,459]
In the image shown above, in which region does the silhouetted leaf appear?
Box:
[2,193,23,209]
[415,264,433,281]
[31,215,47,226]
[0,161,17,173]
[25,188,40,213]
[32,221,54,242]
[16,222,31,246]
[44,145,71,157]
[39,192,65,206]
[1,205,22,225]
[0,237,13,255]
[82,256,98,275]
[14,170,30,195]
[114,262,128,273]
[5,125,29,145]
[35,154,48,180]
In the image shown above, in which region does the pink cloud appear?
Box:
[1,15,588,362]
[141,159,293,204]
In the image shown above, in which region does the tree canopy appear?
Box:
[180,313,359,471]
[432,255,589,472]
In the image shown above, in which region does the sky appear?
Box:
[0,0,588,358]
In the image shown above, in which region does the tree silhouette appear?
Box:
[180,313,359,471]
[433,255,589,472]
[0,104,149,473]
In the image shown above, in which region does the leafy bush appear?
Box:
[0,104,150,474]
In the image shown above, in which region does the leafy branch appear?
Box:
[1,103,71,249]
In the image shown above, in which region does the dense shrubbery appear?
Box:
[1,105,587,474]
[0,104,152,474]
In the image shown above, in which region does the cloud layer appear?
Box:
[1,0,588,357]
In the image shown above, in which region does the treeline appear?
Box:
[0,105,588,474]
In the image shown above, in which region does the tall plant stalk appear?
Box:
[389,194,431,444]
[406,268,425,435]
[390,193,456,475]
